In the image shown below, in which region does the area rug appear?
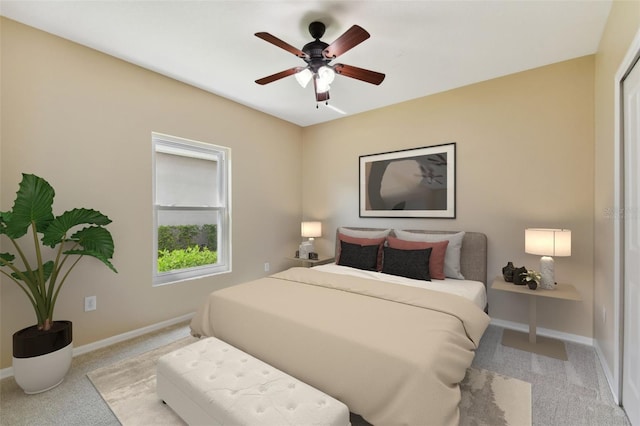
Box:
[459,366,531,426]
[88,337,531,426]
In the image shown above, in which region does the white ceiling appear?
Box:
[1,1,612,127]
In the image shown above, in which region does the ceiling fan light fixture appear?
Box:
[295,68,312,88]
[315,66,335,93]
[255,23,384,104]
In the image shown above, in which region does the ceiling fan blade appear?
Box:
[255,32,308,59]
[255,67,304,85]
[334,63,385,85]
[323,25,370,59]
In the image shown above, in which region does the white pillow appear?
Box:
[393,230,466,279]
[339,227,391,239]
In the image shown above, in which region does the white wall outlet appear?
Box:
[85,296,97,312]
[601,305,606,324]
[264,262,270,272]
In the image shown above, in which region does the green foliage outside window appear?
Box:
[157,246,217,272]
[201,224,217,250]
[157,224,217,272]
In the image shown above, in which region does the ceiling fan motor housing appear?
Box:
[302,40,330,71]
[308,21,326,39]
[303,22,332,72]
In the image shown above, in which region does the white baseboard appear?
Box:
[0,312,194,381]
[490,318,594,346]
[594,339,620,404]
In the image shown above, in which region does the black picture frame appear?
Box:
[359,143,456,218]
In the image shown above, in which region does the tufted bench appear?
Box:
[156,336,351,426]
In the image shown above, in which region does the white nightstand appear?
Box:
[491,275,581,360]
[287,256,335,267]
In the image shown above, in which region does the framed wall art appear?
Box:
[359,143,456,218]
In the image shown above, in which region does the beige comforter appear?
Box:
[191,267,490,426]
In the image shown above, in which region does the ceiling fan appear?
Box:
[255,21,385,104]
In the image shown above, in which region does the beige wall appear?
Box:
[594,0,640,388]
[302,56,595,339]
[3,5,633,378]
[0,18,302,369]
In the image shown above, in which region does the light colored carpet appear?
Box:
[2,324,628,425]
[472,325,631,426]
[87,336,531,426]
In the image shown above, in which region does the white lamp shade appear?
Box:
[295,69,312,88]
[315,66,335,93]
[301,221,322,238]
[525,228,571,257]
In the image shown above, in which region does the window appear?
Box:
[152,133,231,285]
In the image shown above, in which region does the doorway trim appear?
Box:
[613,27,640,404]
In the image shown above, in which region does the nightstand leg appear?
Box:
[529,296,537,343]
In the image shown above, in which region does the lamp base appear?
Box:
[306,237,316,254]
[299,240,314,260]
[539,256,555,289]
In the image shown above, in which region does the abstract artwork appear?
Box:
[359,143,456,218]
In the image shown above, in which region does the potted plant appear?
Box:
[512,266,528,285]
[522,269,541,290]
[0,173,117,393]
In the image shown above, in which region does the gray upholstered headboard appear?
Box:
[335,227,488,287]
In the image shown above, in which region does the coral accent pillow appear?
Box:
[393,230,465,279]
[386,236,449,280]
[337,233,386,271]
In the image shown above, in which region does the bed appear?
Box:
[190,227,490,425]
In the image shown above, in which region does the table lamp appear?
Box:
[525,228,571,289]
[300,221,322,257]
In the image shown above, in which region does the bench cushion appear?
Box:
[157,337,350,426]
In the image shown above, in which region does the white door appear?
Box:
[623,56,640,426]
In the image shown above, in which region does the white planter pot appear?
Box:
[13,342,73,394]
[12,321,73,394]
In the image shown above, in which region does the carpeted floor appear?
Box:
[0,323,630,425]
[473,325,630,426]
[0,322,192,426]
[86,335,530,426]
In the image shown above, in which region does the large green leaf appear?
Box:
[10,260,54,285]
[42,208,112,247]
[0,211,10,235]
[64,249,118,273]
[4,174,54,239]
[0,252,16,263]
[69,226,115,259]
